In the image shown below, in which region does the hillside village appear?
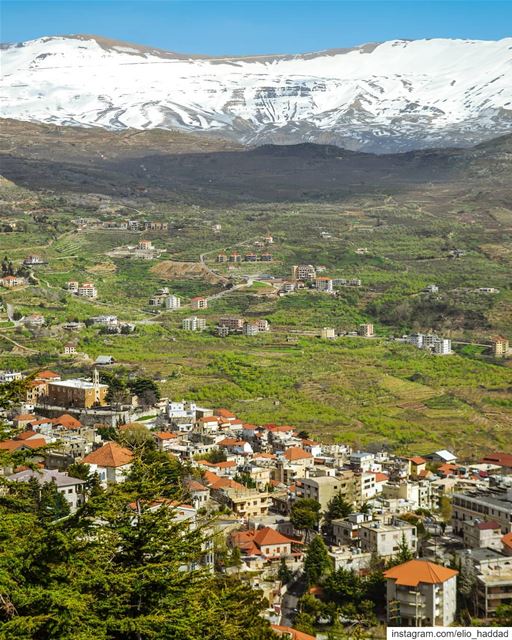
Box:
[1,367,511,636]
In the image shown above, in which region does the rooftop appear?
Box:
[9,468,85,487]
[384,560,458,586]
[82,442,133,468]
[49,378,108,390]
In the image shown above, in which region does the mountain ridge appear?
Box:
[1,34,511,153]
[1,118,510,205]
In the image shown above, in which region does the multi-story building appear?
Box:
[243,322,259,336]
[0,275,25,288]
[9,468,86,512]
[219,317,244,331]
[292,264,316,281]
[315,277,333,292]
[190,297,208,310]
[358,323,374,337]
[182,317,207,331]
[434,338,452,355]
[350,451,375,472]
[46,372,108,409]
[384,560,458,626]
[164,295,181,310]
[256,319,270,332]
[332,512,372,546]
[383,480,436,511]
[0,370,23,383]
[474,554,512,618]
[298,472,357,512]
[452,489,512,535]
[491,336,509,357]
[77,283,97,298]
[359,517,417,559]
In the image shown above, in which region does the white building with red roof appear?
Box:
[384,560,458,626]
[82,442,133,486]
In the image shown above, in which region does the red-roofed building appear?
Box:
[217,438,253,455]
[53,414,82,430]
[185,479,210,509]
[14,414,37,428]
[82,442,133,486]
[35,370,61,381]
[481,452,512,473]
[502,532,512,556]
[190,296,208,310]
[214,408,237,421]
[153,431,178,451]
[0,437,47,452]
[384,560,458,626]
[231,526,303,562]
[271,625,315,640]
[406,456,427,476]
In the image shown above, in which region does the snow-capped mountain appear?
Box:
[1,35,511,152]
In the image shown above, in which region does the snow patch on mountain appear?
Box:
[1,35,511,152]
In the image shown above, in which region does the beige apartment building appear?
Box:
[298,472,357,511]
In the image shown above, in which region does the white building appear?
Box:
[384,560,458,627]
[434,338,452,355]
[243,322,259,336]
[182,317,207,331]
[0,370,23,383]
[82,442,133,487]
[77,283,98,298]
[359,517,417,559]
[8,468,86,512]
[165,295,181,310]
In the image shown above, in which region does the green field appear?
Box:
[1,176,511,457]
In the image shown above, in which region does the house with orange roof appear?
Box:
[276,446,315,484]
[271,625,315,640]
[481,452,512,473]
[217,437,253,456]
[214,408,237,421]
[384,560,458,626]
[204,470,271,518]
[14,414,37,428]
[185,479,210,509]
[52,414,82,430]
[0,436,47,452]
[190,296,208,310]
[0,274,26,288]
[35,370,61,381]
[153,431,178,451]
[405,456,427,476]
[231,526,303,564]
[82,442,133,486]
[502,532,512,557]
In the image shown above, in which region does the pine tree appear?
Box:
[0,447,277,640]
[304,534,332,585]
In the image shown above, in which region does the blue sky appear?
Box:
[1,1,510,55]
